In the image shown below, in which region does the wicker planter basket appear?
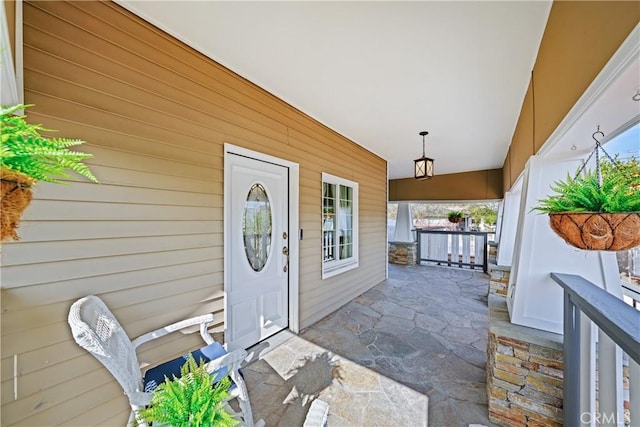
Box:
[549,212,640,251]
[448,217,462,224]
[1,169,34,242]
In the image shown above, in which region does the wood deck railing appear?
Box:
[551,273,640,427]
[416,230,488,273]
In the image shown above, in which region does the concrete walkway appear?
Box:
[243,264,496,427]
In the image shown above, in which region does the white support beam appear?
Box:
[494,200,504,243]
[393,202,413,243]
[496,188,521,267]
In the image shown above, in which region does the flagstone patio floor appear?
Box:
[243,264,497,427]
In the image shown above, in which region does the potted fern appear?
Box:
[535,131,639,251]
[447,211,464,224]
[1,104,98,241]
[137,355,239,427]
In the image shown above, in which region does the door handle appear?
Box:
[283,246,289,272]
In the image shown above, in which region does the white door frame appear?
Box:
[223,143,300,344]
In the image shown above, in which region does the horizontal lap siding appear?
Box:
[0,1,387,425]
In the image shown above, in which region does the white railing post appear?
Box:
[597,332,624,426]
[439,234,448,264]
[451,233,459,266]
[461,234,471,266]
[474,234,483,270]
[630,358,640,426]
[564,292,581,425]
[580,314,596,427]
[425,233,433,262]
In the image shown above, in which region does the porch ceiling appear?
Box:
[116,1,551,179]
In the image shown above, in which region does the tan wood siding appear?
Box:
[502,1,640,190]
[509,80,534,184]
[0,1,387,425]
[503,149,512,193]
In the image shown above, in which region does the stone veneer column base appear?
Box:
[487,295,564,427]
[388,241,417,265]
[489,240,498,258]
[489,263,511,296]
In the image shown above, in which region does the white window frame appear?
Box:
[1,0,23,107]
[322,172,359,279]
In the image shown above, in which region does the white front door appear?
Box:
[226,153,289,351]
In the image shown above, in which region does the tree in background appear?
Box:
[387,204,397,220]
[468,204,498,227]
[410,203,468,218]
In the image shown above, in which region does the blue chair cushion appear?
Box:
[143,342,229,392]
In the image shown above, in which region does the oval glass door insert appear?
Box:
[243,183,272,272]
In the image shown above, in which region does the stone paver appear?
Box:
[243,264,497,427]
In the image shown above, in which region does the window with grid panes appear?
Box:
[322,173,358,279]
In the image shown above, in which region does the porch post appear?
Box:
[393,202,413,242]
[494,200,504,243]
[507,155,621,334]
[496,187,522,267]
[563,291,581,426]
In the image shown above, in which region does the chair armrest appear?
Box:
[132,313,215,349]
[128,391,153,407]
[203,348,248,375]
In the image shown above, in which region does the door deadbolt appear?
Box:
[283,232,288,240]
[282,246,289,256]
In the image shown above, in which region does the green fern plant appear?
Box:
[1,104,98,183]
[447,210,464,221]
[137,355,239,427]
[535,157,640,213]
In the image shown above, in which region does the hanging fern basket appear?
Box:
[1,169,34,242]
[537,126,640,251]
[549,212,640,251]
[1,104,100,242]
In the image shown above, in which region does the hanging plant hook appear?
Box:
[591,126,605,146]
[575,126,619,193]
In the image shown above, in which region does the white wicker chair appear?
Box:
[68,295,262,427]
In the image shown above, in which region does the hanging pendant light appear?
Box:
[414,131,434,179]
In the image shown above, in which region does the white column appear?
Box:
[494,200,504,243]
[393,202,413,242]
[507,155,621,334]
[496,187,522,267]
